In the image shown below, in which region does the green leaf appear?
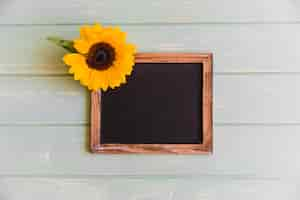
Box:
[47,36,77,53]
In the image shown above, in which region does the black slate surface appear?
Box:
[100,63,203,144]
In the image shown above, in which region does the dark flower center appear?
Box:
[86,42,115,70]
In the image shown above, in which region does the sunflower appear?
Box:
[49,24,136,91]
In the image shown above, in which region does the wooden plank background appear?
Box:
[1,0,300,199]
[0,177,298,200]
[1,25,300,74]
[1,0,300,24]
[0,126,300,177]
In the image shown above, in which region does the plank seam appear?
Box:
[2,72,300,76]
[1,122,300,127]
[2,21,300,26]
[0,174,283,180]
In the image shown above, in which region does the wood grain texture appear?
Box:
[1,74,300,124]
[1,24,300,75]
[215,74,300,124]
[1,0,299,196]
[0,76,88,124]
[1,0,300,24]
[90,91,101,152]
[1,125,300,177]
[0,177,298,200]
[91,53,213,154]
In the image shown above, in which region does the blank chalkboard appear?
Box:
[101,62,202,144]
[90,53,212,154]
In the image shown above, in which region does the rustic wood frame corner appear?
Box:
[90,53,213,154]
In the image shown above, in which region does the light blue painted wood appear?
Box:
[215,74,300,124]
[1,0,299,196]
[0,177,298,200]
[0,74,300,124]
[0,24,300,75]
[0,76,87,124]
[1,0,300,24]
[0,125,300,177]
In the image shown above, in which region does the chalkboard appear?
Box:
[90,53,212,154]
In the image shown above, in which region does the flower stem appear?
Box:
[47,36,77,53]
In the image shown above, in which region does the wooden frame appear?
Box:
[90,53,213,154]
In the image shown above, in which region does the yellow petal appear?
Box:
[101,71,109,91]
[110,27,127,44]
[63,53,86,66]
[89,70,100,91]
[79,25,98,42]
[79,26,92,40]
[92,23,103,33]
[92,71,104,91]
[66,24,136,91]
[73,39,91,54]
